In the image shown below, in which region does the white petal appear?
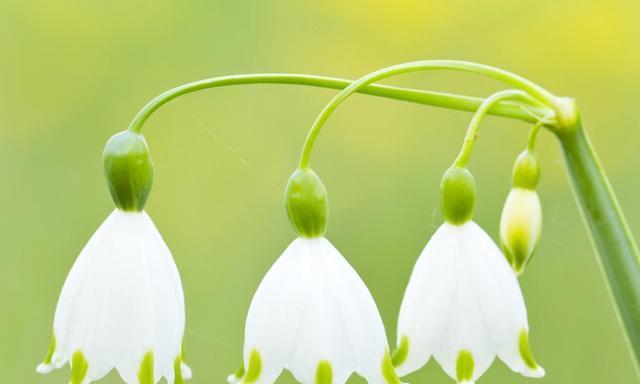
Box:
[240,237,394,384]
[41,209,186,383]
[397,222,542,382]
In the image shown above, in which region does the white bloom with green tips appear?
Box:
[395,221,545,383]
[229,237,400,384]
[36,209,191,384]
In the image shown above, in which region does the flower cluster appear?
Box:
[36,71,549,384]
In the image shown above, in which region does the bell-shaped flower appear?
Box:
[500,150,542,274]
[229,169,401,384]
[36,131,191,383]
[394,167,544,383]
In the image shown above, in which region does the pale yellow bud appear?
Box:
[500,188,542,274]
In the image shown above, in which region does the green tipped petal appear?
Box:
[382,350,402,384]
[315,360,332,384]
[233,362,245,380]
[519,330,540,369]
[456,350,474,382]
[174,356,184,384]
[42,333,56,365]
[70,351,89,384]
[242,349,262,383]
[391,336,409,368]
[138,351,154,384]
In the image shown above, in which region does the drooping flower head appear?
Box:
[229,168,401,384]
[394,166,544,383]
[37,130,191,384]
[500,150,542,274]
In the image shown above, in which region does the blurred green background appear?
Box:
[1,0,640,382]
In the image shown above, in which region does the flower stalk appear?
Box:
[556,110,640,375]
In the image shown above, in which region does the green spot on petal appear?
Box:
[69,351,89,384]
[234,363,245,379]
[174,355,184,384]
[381,350,402,384]
[391,336,409,368]
[138,351,154,384]
[456,350,474,382]
[42,332,56,365]
[315,360,332,384]
[519,329,539,369]
[243,349,261,383]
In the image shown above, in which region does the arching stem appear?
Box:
[453,90,540,168]
[126,73,549,134]
[527,122,543,151]
[298,60,557,169]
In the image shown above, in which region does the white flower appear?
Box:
[230,237,400,384]
[395,221,544,383]
[500,188,542,274]
[36,209,191,384]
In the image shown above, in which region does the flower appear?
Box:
[230,168,401,384]
[36,210,191,384]
[393,167,544,383]
[229,237,399,384]
[500,150,542,274]
[37,131,191,383]
[500,188,542,274]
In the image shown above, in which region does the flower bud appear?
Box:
[285,168,328,237]
[440,167,476,225]
[500,150,542,274]
[103,130,154,212]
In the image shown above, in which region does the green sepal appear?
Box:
[69,351,89,384]
[138,351,154,384]
[440,167,476,225]
[455,350,474,382]
[285,168,328,238]
[103,130,154,212]
[512,150,540,190]
[315,360,332,384]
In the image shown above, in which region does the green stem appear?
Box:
[527,122,543,150]
[557,111,640,377]
[453,90,539,168]
[127,73,547,134]
[298,60,556,169]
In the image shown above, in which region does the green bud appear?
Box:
[441,167,476,225]
[103,130,154,212]
[512,150,540,190]
[285,168,328,237]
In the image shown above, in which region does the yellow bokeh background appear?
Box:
[1,0,639,383]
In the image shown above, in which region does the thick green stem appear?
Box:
[127,74,547,134]
[557,112,640,376]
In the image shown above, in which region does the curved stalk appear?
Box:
[557,110,640,377]
[453,90,538,168]
[127,73,548,134]
[298,60,556,169]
